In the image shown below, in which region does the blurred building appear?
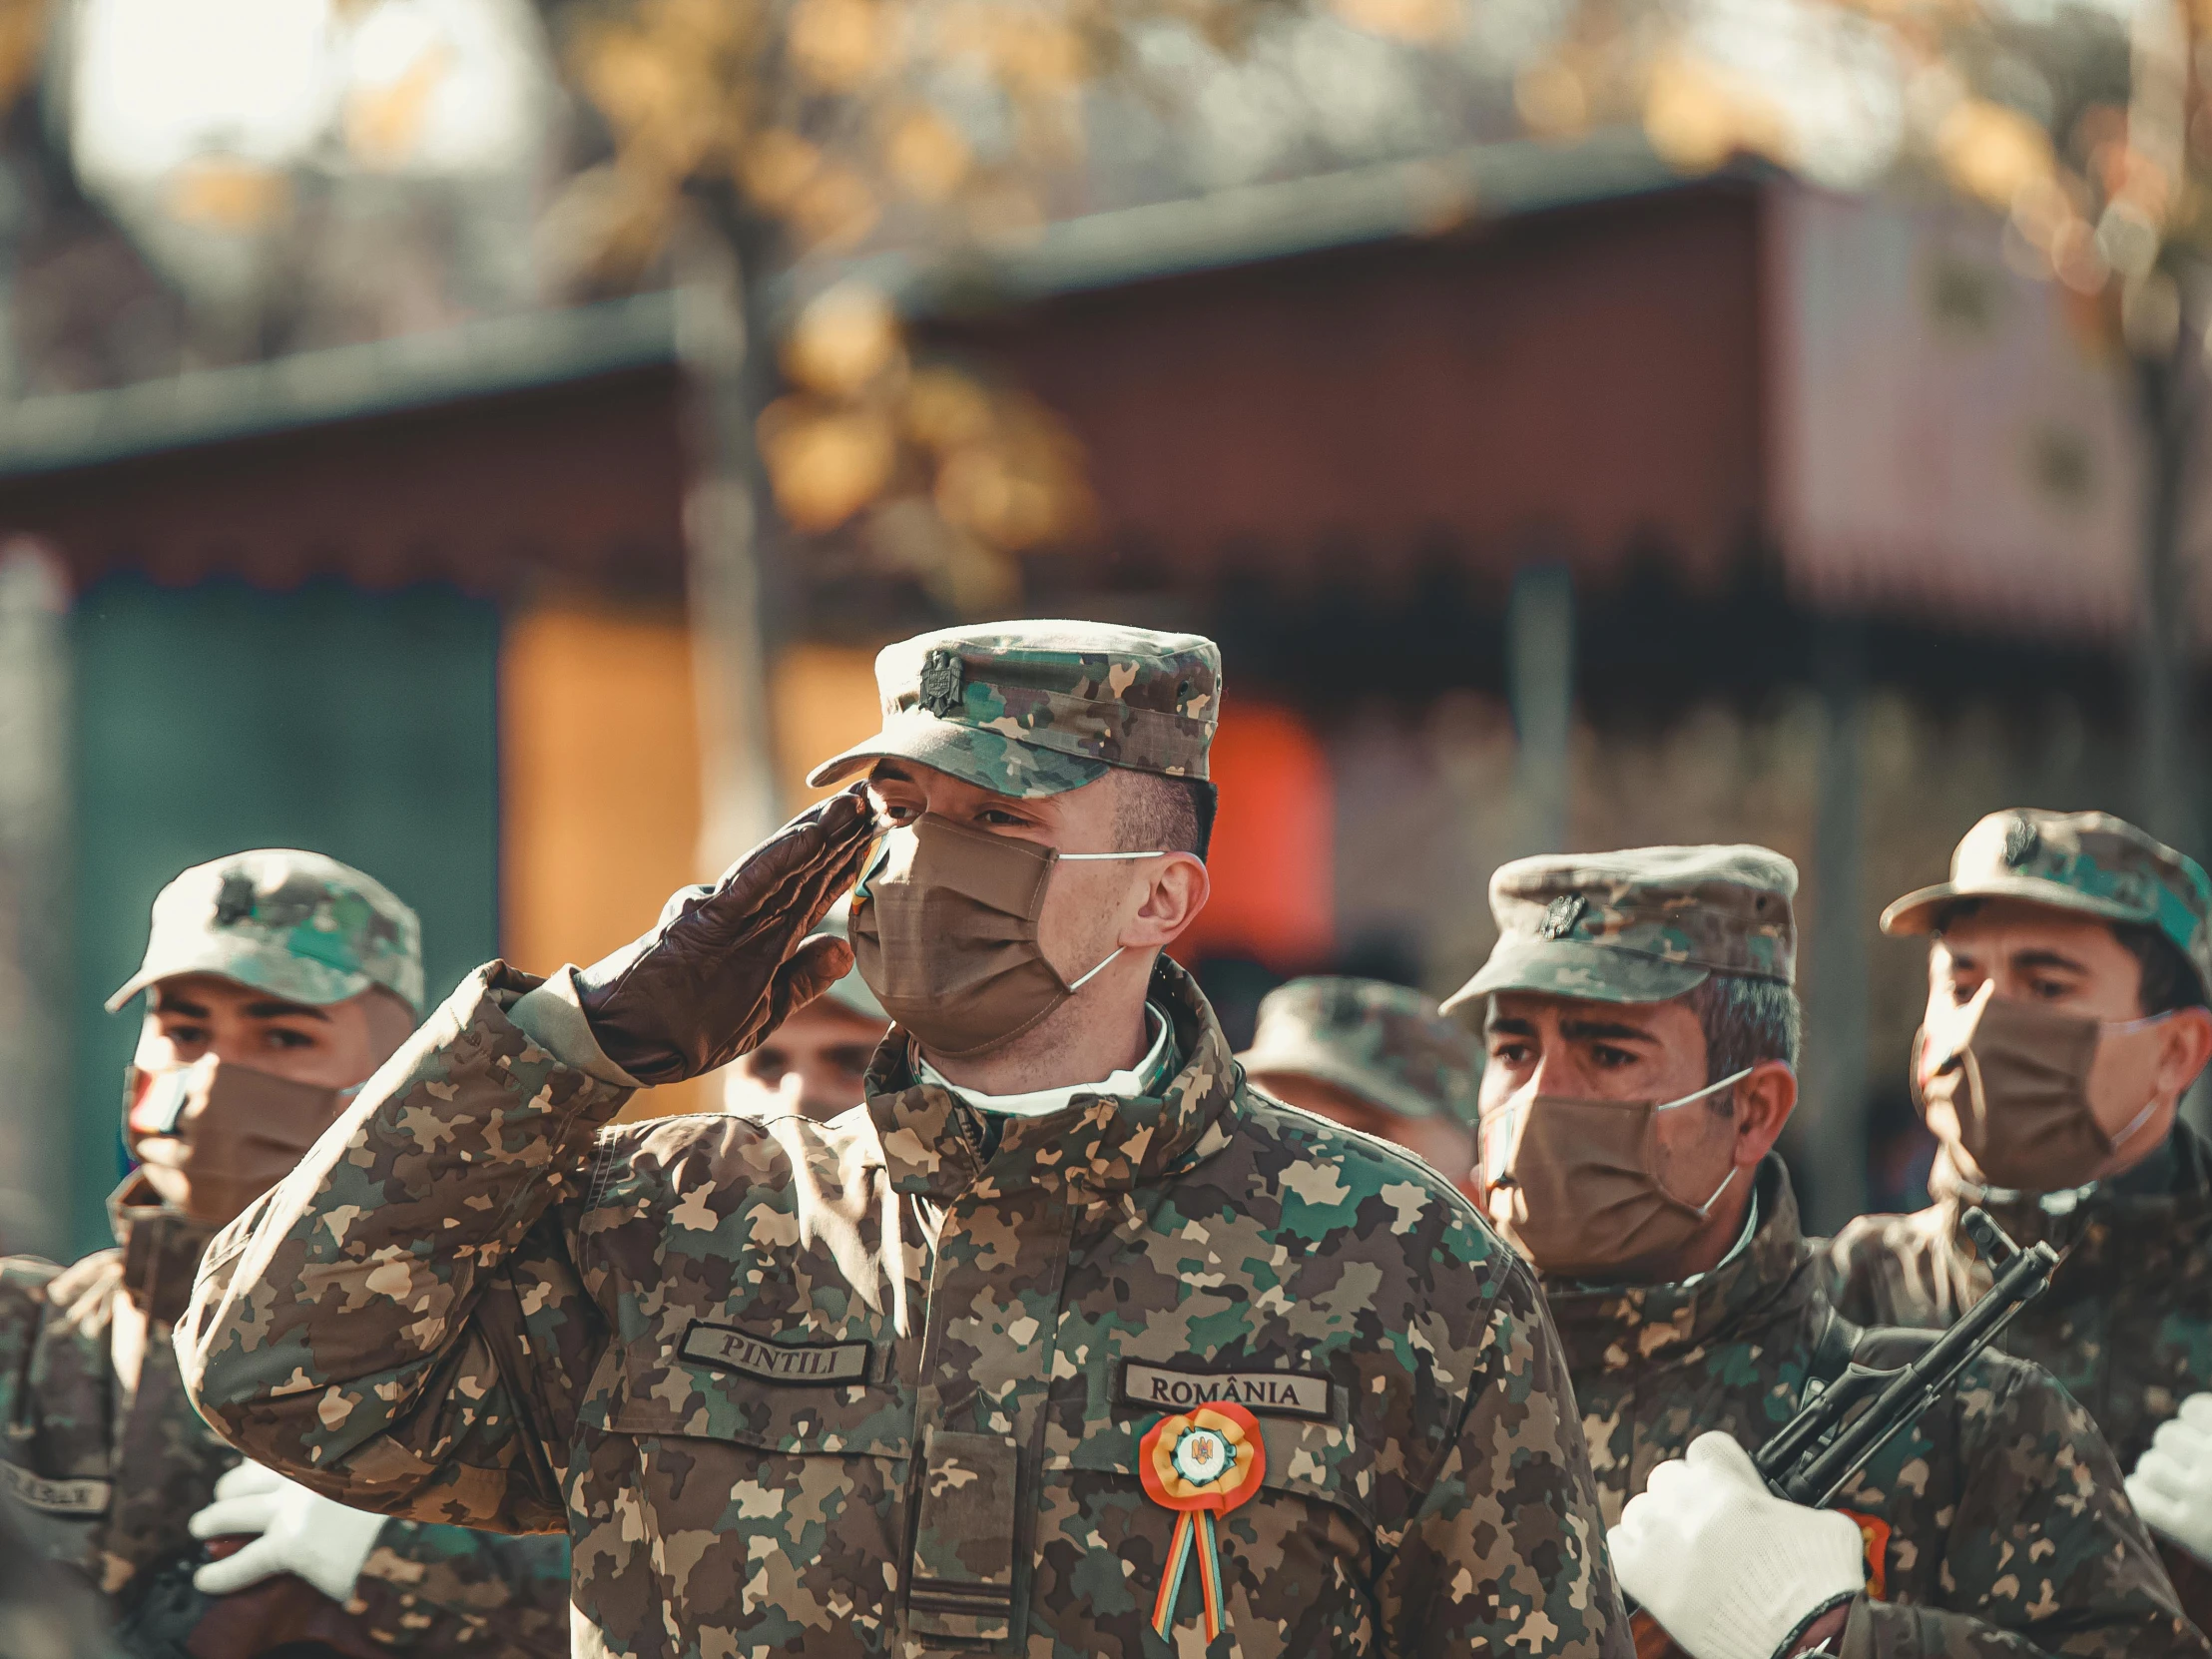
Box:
[0,124,2195,1249]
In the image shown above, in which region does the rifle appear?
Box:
[1630,1208,2058,1659]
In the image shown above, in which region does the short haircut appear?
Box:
[1687,973,1802,1108]
[1113,771,1218,861]
[2111,921,2208,1016]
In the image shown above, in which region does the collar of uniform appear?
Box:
[1541,1157,1812,1374]
[862,955,1241,1198]
[1933,1123,2212,1263]
[109,1174,219,1324]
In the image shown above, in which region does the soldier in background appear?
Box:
[180,621,1630,1658]
[1826,810,2212,1625]
[1238,975,1478,1196]
[1452,844,2202,1659]
[0,850,568,1655]
[723,903,887,1121]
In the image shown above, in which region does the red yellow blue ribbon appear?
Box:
[1138,1402,1265,1641]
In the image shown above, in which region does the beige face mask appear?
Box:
[124,1056,350,1227]
[849,814,1162,1059]
[1480,1069,1750,1279]
[1915,988,2171,1193]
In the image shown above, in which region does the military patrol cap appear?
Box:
[1441,844,1799,1012]
[806,619,1221,799]
[107,848,424,1015]
[1240,976,1480,1126]
[1884,808,2212,1001]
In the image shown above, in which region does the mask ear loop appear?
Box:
[2100,1010,2180,1151]
[1056,851,1171,993]
[1652,1067,1756,1214]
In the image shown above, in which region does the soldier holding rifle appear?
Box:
[1452,843,2202,1659]
[1828,811,2212,1626]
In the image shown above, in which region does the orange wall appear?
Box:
[1174,703,1334,969]
[500,602,711,1117]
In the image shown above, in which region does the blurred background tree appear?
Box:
[1494,0,2202,848]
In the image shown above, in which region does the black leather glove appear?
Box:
[576,785,876,1084]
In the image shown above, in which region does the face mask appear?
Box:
[1480,1069,1751,1279]
[123,1056,350,1226]
[849,814,1163,1059]
[1915,988,2172,1193]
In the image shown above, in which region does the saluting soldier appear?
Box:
[177,621,1629,1659]
[1450,843,2203,1659]
[1238,975,1479,1197]
[0,850,568,1653]
[1827,810,2212,1625]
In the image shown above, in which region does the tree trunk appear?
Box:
[2133,322,2201,859]
[676,222,788,877]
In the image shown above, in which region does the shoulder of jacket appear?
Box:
[1233,1085,1508,1279]
[584,1110,872,1209]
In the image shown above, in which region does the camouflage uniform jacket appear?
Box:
[0,1177,570,1653]
[1556,1160,2202,1659]
[1826,1127,2212,1629]
[180,956,1631,1659]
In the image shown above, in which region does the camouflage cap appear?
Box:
[1441,844,1799,1013]
[106,849,424,1015]
[1884,809,2212,1001]
[1239,976,1480,1126]
[806,619,1221,800]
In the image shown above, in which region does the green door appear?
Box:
[69,577,499,1257]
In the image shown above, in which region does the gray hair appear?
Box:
[1686,973,1801,1106]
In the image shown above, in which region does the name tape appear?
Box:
[1119,1362,1333,1422]
[680,1322,872,1387]
[0,1461,111,1516]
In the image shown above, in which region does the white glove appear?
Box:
[1609,1432,1865,1659]
[188,1461,389,1603]
[2127,1391,2212,1564]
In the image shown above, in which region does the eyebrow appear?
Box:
[1485,1013,1657,1044]
[244,999,329,1022]
[152,995,209,1018]
[2010,948,2090,976]
[1559,1018,1659,1044]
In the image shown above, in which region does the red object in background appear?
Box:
[1172,704,1332,970]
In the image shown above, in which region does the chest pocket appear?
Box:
[1034,1397,1377,1659]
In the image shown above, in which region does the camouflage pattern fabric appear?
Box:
[1559,1158,2203,1659]
[1239,976,1479,1125]
[181,956,1630,1659]
[0,1175,567,1653]
[1881,809,2212,1003]
[106,848,425,1014]
[806,620,1221,799]
[1442,844,1798,1014]
[1827,1125,2212,1634]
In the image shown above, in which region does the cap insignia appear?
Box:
[1539,893,1588,940]
[213,872,258,928]
[2003,819,2042,869]
[918,649,964,718]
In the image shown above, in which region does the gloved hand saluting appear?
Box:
[2127,1391,2212,1563]
[1608,1432,1865,1659]
[577,785,877,1084]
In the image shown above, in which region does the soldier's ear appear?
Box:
[1730,1061,1797,1162]
[2158,1006,2212,1098]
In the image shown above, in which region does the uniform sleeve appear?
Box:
[1840,1363,2210,1659]
[1378,1257,1633,1659]
[1820,1220,1890,1330]
[175,963,633,1533]
[350,1521,571,1659]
